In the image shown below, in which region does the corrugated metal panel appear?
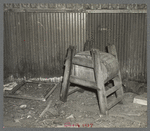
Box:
[4,12,147,82]
[86,13,147,82]
[4,12,86,78]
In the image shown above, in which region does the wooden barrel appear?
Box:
[72,51,119,83]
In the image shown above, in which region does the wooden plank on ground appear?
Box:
[133,95,147,106]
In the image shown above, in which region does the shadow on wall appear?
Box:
[84,40,109,52]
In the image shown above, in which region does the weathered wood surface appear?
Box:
[72,57,93,68]
[70,75,98,90]
[92,49,108,115]
[60,46,76,102]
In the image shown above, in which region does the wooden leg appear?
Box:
[92,49,108,115]
[60,46,76,102]
[107,44,124,103]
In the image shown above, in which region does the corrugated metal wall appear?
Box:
[4,12,147,82]
[86,13,147,82]
[4,12,86,78]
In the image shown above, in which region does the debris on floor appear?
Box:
[4,81,60,102]
[66,114,75,119]
[20,104,27,109]
[3,82,18,92]
[3,78,147,128]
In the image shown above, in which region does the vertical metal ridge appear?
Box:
[138,13,142,79]
[31,12,35,77]
[55,13,58,74]
[84,13,86,50]
[133,13,137,79]
[122,13,125,77]
[14,13,18,77]
[37,13,41,76]
[50,13,53,74]
[130,13,134,78]
[34,13,39,76]
[27,13,31,76]
[127,13,131,78]
[124,13,128,79]
[10,12,14,74]
[143,13,147,80]
[89,13,92,49]
[100,14,102,50]
[80,13,82,51]
[78,13,81,51]
[42,13,45,76]
[4,12,7,76]
[75,13,78,50]
[120,13,123,75]
[135,13,139,80]
[45,13,48,76]
[49,13,52,74]
[58,13,61,73]
[47,13,50,76]
[52,13,55,75]
[105,13,108,50]
[38,13,41,76]
[97,13,100,49]
[60,13,64,72]
[64,13,67,53]
[94,13,96,48]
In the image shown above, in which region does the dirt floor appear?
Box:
[3,80,147,128]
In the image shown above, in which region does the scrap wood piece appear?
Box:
[39,100,52,118]
[3,82,17,87]
[25,80,57,85]
[10,80,26,94]
[133,95,147,106]
[121,112,143,117]
[3,82,18,92]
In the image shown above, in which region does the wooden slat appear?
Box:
[107,96,123,109]
[10,81,26,94]
[106,84,122,96]
[72,57,93,68]
[26,81,56,85]
[70,75,98,90]
[44,83,59,100]
[4,94,46,101]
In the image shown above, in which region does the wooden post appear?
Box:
[91,49,108,115]
[60,46,76,102]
